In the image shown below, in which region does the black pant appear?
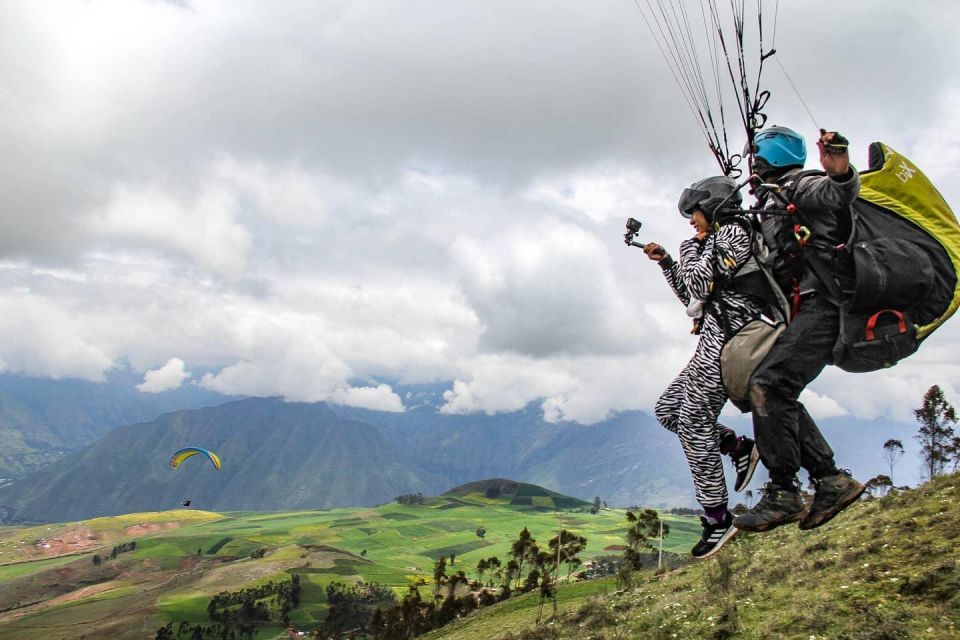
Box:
[749,295,838,486]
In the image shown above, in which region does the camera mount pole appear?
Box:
[623,218,647,249]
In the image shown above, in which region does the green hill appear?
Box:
[444,478,593,510]
[427,472,960,640]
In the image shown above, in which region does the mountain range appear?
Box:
[0,370,234,480]
[0,395,694,522]
[0,380,928,524]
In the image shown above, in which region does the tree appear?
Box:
[548,530,587,580]
[946,432,960,472]
[503,559,519,590]
[623,509,668,570]
[432,556,447,600]
[915,385,957,479]
[882,439,905,485]
[865,474,893,498]
[476,558,488,585]
[483,556,501,587]
[475,526,486,539]
[325,581,396,636]
[509,528,536,589]
[536,571,555,624]
[522,568,541,593]
[446,570,467,598]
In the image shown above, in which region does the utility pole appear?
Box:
[657,518,663,571]
[554,521,562,613]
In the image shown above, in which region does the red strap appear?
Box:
[865,309,907,341]
[791,280,801,321]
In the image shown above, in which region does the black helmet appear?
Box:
[677,176,741,222]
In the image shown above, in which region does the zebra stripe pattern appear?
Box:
[654,222,763,509]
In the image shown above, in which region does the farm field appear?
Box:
[0,485,699,639]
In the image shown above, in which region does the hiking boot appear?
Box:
[730,436,760,492]
[733,482,804,532]
[798,470,866,530]
[691,511,738,559]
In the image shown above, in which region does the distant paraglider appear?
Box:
[169,447,222,470]
[181,499,192,507]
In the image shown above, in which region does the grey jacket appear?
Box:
[765,168,861,294]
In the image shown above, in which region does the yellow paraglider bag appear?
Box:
[830,143,960,372]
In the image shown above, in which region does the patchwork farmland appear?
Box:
[0,481,698,639]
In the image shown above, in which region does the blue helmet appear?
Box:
[752,126,806,171]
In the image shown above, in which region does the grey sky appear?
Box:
[1,0,959,422]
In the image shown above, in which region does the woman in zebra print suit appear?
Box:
[643,176,763,558]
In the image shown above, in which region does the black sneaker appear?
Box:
[798,470,865,530]
[730,436,760,492]
[691,511,738,559]
[732,482,805,532]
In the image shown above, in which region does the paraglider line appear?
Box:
[773,55,820,131]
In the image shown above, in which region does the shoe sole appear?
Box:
[734,510,804,533]
[798,482,867,530]
[734,445,761,492]
[692,526,739,559]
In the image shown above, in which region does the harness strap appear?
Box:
[791,279,801,320]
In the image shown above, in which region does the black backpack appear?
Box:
[783,143,960,372]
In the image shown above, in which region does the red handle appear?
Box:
[865,310,907,341]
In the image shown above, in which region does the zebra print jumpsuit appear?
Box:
[654,222,764,509]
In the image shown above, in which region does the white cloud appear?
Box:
[451,220,647,357]
[137,357,189,393]
[441,354,578,416]
[330,384,404,412]
[799,389,849,420]
[808,344,960,424]
[440,349,692,424]
[0,289,115,381]
[93,182,252,277]
[527,168,671,225]
[1,1,959,427]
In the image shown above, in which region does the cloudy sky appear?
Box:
[2,0,959,424]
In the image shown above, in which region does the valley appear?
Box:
[0,482,698,639]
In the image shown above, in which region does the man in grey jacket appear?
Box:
[734,127,866,533]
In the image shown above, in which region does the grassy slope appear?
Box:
[0,493,697,639]
[428,473,960,640]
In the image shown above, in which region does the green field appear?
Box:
[0,492,696,639]
[428,473,960,640]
